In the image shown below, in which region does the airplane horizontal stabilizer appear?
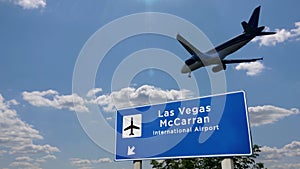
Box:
[257,32,276,36]
[222,58,263,64]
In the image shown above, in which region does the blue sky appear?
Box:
[0,0,300,169]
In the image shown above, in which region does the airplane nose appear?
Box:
[181,64,190,74]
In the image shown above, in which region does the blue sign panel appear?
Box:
[115,91,252,161]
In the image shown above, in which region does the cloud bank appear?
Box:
[22,87,300,128]
[248,105,300,127]
[252,21,300,46]
[259,141,300,169]
[0,94,59,169]
[23,85,193,113]
[18,88,300,169]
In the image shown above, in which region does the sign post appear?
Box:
[221,158,234,169]
[115,91,252,161]
[133,160,142,169]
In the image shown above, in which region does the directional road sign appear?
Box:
[115,91,252,161]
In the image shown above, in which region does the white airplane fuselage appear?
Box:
[181,34,253,73]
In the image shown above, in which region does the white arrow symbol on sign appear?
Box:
[127,146,135,155]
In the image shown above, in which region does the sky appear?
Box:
[0,0,300,169]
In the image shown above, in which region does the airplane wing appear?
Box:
[124,126,131,131]
[124,125,140,131]
[131,125,140,129]
[222,58,263,64]
[176,34,202,56]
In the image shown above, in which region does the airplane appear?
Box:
[124,117,140,136]
[178,6,276,77]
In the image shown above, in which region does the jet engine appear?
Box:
[212,64,226,73]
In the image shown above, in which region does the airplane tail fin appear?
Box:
[248,6,260,28]
[241,6,276,36]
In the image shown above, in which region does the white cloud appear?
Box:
[15,156,33,161]
[248,105,300,127]
[22,90,89,113]
[10,156,41,169]
[35,154,57,163]
[9,161,41,169]
[0,95,43,147]
[42,154,57,160]
[252,22,300,46]
[235,61,265,76]
[0,94,60,168]
[70,157,113,169]
[92,157,113,163]
[261,141,300,161]
[3,0,46,9]
[70,158,92,169]
[258,141,300,169]
[22,90,59,107]
[86,88,102,98]
[268,163,300,169]
[88,85,193,112]
[9,144,60,155]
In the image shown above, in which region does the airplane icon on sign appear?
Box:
[124,117,140,136]
[122,114,142,138]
